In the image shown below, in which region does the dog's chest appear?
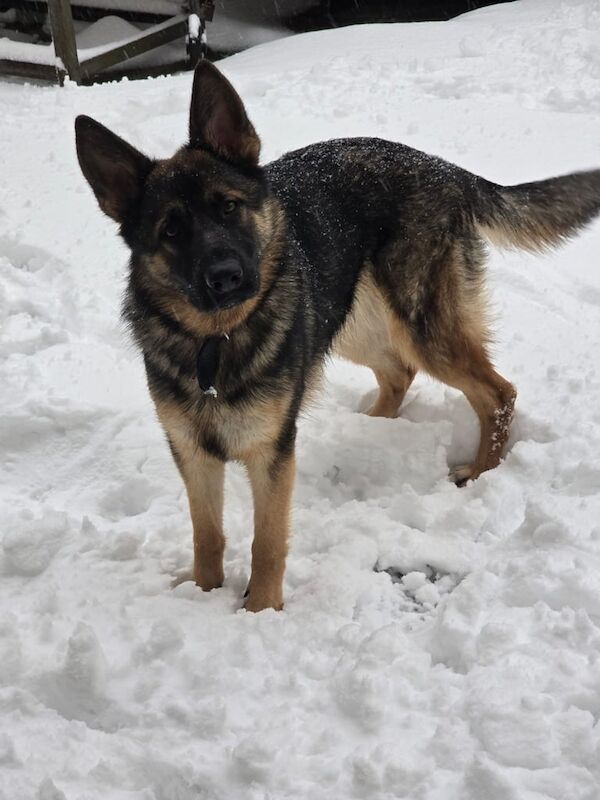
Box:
[160,390,287,464]
[205,399,282,459]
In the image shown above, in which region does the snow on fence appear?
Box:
[0,0,213,83]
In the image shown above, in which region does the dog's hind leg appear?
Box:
[369,359,417,418]
[386,311,516,484]
[333,272,418,418]
[418,332,516,485]
[377,234,516,483]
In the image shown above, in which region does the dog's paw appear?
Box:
[366,401,399,419]
[356,388,378,415]
[170,570,194,589]
[449,464,478,487]
[170,569,223,591]
[243,590,283,613]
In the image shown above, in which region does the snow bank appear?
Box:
[1,1,600,798]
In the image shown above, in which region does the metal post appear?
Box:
[187,0,213,66]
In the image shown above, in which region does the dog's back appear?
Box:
[266,136,600,361]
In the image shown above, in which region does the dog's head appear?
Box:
[75,62,282,335]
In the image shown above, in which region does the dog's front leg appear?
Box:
[244,447,295,612]
[168,434,226,591]
[187,452,226,591]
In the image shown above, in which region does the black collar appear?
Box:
[196,336,223,397]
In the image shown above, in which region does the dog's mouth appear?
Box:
[189,282,258,314]
[210,287,256,311]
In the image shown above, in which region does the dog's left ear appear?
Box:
[189,61,260,166]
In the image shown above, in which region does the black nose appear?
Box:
[205,259,243,296]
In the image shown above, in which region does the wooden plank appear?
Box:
[0,58,64,83]
[83,58,188,84]
[47,0,81,82]
[78,15,187,79]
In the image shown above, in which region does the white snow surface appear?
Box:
[1,1,600,798]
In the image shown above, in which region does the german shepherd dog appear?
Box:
[75,62,600,612]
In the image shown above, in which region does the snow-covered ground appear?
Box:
[1,1,600,797]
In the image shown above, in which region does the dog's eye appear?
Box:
[163,213,182,239]
[223,198,238,215]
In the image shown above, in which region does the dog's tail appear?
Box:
[475,169,600,253]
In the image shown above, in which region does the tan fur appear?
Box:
[167,427,226,591]
[155,388,292,465]
[476,221,552,254]
[333,272,417,418]
[414,334,516,483]
[243,448,295,612]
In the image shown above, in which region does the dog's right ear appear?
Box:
[75,115,152,224]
